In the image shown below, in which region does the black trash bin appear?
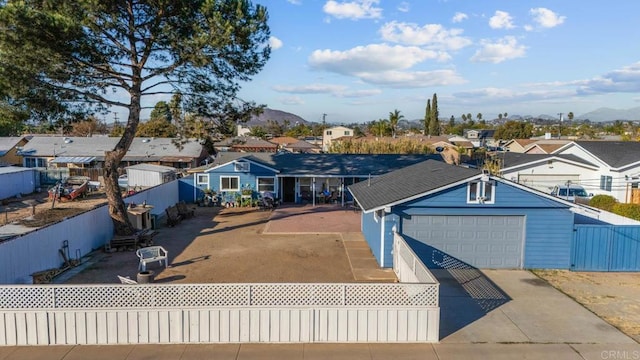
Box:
[136,270,155,284]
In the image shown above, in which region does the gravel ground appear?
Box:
[534,269,640,343]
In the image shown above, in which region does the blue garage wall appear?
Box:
[391,181,574,269]
[178,175,202,203]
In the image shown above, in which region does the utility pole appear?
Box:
[321,113,327,151]
[113,112,120,127]
[557,113,563,139]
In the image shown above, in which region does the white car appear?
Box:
[550,184,593,204]
[118,174,128,189]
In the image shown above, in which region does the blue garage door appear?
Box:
[403,215,525,269]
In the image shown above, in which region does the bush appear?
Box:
[612,203,640,221]
[589,195,617,211]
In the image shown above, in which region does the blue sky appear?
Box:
[229,0,640,124]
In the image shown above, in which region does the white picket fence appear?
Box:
[0,282,440,345]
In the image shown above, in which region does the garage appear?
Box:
[403,215,525,269]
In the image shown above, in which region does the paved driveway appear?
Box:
[435,268,636,344]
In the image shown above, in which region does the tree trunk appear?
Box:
[103,86,143,236]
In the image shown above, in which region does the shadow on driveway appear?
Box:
[403,238,511,339]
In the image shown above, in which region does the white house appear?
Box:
[322,126,353,151]
[500,141,640,204]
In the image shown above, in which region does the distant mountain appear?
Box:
[247,108,309,126]
[576,107,640,122]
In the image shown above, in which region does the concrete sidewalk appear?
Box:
[1,343,639,359]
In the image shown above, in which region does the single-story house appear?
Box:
[18,136,210,170]
[348,159,633,270]
[0,136,29,166]
[187,153,443,206]
[497,152,599,194]
[551,141,640,204]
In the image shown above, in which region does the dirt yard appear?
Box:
[534,270,640,343]
[1,189,110,227]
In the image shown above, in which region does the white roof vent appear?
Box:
[142,138,151,143]
[64,138,72,144]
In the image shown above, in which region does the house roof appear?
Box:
[348,160,481,212]
[524,139,571,154]
[499,152,597,170]
[571,141,640,168]
[0,136,27,156]
[126,163,176,173]
[269,137,299,145]
[18,136,204,161]
[198,153,444,177]
[286,140,318,150]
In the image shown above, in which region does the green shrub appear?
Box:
[612,203,640,221]
[589,195,617,211]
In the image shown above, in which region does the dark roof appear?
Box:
[575,141,640,168]
[199,153,444,177]
[348,160,481,212]
[499,152,597,169]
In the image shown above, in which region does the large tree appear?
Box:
[424,99,431,135]
[0,1,270,234]
[428,93,440,135]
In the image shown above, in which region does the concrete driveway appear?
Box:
[435,268,636,344]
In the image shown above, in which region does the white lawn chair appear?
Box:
[136,246,169,272]
[117,275,138,285]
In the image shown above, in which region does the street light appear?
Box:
[557,113,563,139]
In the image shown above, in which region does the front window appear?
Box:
[467,180,495,204]
[326,130,332,135]
[196,174,209,185]
[600,175,612,191]
[257,177,275,192]
[344,131,350,136]
[220,176,239,191]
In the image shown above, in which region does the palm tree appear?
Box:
[388,109,403,138]
[477,113,482,121]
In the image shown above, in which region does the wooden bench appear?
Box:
[107,234,140,251]
[176,201,195,218]
[165,205,183,227]
[136,246,169,272]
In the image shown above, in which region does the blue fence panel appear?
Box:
[572,225,640,272]
[572,226,611,271]
[609,227,640,271]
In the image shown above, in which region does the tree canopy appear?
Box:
[0,0,271,233]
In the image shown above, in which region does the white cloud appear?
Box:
[269,36,283,50]
[309,44,444,74]
[379,21,472,51]
[287,0,301,4]
[357,69,466,88]
[577,62,640,94]
[273,83,347,94]
[338,89,383,97]
[530,8,565,28]
[471,36,526,63]
[452,12,468,23]
[397,2,410,13]
[489,10,515,29]
[279,96,305,105]
[323,0,383,20]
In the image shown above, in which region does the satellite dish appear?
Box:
[435,146,444,153]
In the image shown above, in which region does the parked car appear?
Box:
[118,174,128,189]
[550,184,593,204]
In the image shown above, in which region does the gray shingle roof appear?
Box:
[18,136,204,161]
[499,152,597,169]
[574,141,640,168]
[348,159,481,212]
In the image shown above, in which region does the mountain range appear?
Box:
[247,108,309,126]
[575,107,640,122]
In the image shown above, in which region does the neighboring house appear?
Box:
[125,163,177,188]
[551,141,640,204]
[498,152,599,194]
[348,159,618,270]
[18,136,210,170]
[191,153,443,205]
[322,126,353,151]
[268,137,319,153]
[523,139,571,154]
[503,139,536,153]
[214,137,277,153]
[0,136,29,166]
[236,124,251,137]
[463,129,495,147]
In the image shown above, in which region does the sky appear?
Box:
[228,0,640,124]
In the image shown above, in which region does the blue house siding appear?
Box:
[361,212,383,266]
[383,182,575,269]
[203,161,279,202]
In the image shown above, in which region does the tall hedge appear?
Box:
[589,195,617,212]
[611,203,640,221]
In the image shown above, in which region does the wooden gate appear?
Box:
[572,225,640,271]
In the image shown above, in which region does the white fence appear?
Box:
[393,232,439,284]
[0,282,440,345]
[0,181,179,284]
